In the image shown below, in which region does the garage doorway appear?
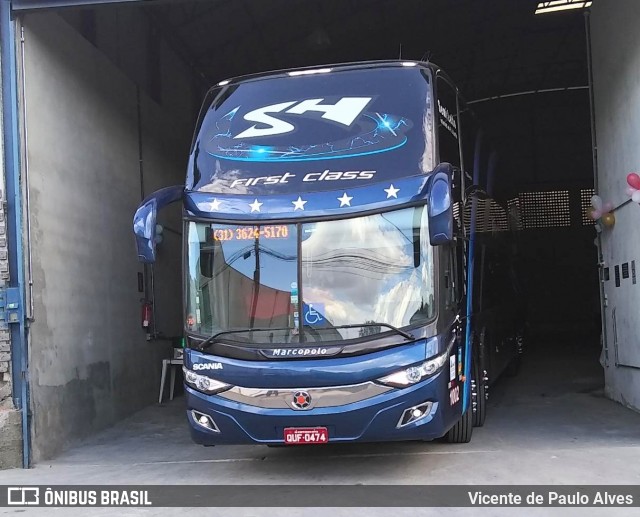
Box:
[8,0,604,463]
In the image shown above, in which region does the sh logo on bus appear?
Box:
[234,97,372,139]
[303,303,325,326]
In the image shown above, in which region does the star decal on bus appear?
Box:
[292,196,307,211]
[384,184,400,198]
[337,192,353,207]
[249,199,263,212]
[210,198,221,210]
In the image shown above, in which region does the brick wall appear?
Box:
[0,46,11,410]
[0,46,21,469]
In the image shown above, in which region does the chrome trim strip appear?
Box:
[217,381,394,410]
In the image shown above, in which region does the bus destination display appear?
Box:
[212,225,290,241]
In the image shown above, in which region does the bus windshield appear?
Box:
[185,206,435,344]
[187,65,435,195]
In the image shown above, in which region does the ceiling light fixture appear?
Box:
[288,68,332,77]
[535,0,592,15]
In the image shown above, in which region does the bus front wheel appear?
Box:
[446,407,473,443]
[472,359,487,427]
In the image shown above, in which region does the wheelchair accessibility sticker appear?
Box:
[303,303,325,325]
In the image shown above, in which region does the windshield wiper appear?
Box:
[309,322,415,341]
[196,327,296,350]
[196,322,414,351]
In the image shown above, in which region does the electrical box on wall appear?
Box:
[0,287,22,328]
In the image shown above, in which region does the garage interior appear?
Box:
[1,0,639,470]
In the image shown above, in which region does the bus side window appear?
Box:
[449,241,465,309]
[459,104,479,184]
[436,76,461,167]
[476,242,487,313]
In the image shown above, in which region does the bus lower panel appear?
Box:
[185,370,463,445]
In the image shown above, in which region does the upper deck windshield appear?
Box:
[187,64,435,195]
[186,206,435,344]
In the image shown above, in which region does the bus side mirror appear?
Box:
[427,167,453,246]
[133,185,183,263]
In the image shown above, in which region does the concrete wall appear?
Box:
[21,12,195,461]
[592,0,640,411]
[60,5,203,117]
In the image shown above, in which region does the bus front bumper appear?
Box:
[185,370,463,445]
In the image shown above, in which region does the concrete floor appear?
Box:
[1,337,640,515]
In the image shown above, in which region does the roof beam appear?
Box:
[12,0,152,10]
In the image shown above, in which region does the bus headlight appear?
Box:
[183,366,231,395]
[377,352,449,388]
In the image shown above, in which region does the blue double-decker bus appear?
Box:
[133,61,523,445]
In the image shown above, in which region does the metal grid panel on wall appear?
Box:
[460,188,592,233]
[519,190,571,228]
[463,199,510,234]
[507,198,523,231]
[580,188,596,226]
[490,200,509,231]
